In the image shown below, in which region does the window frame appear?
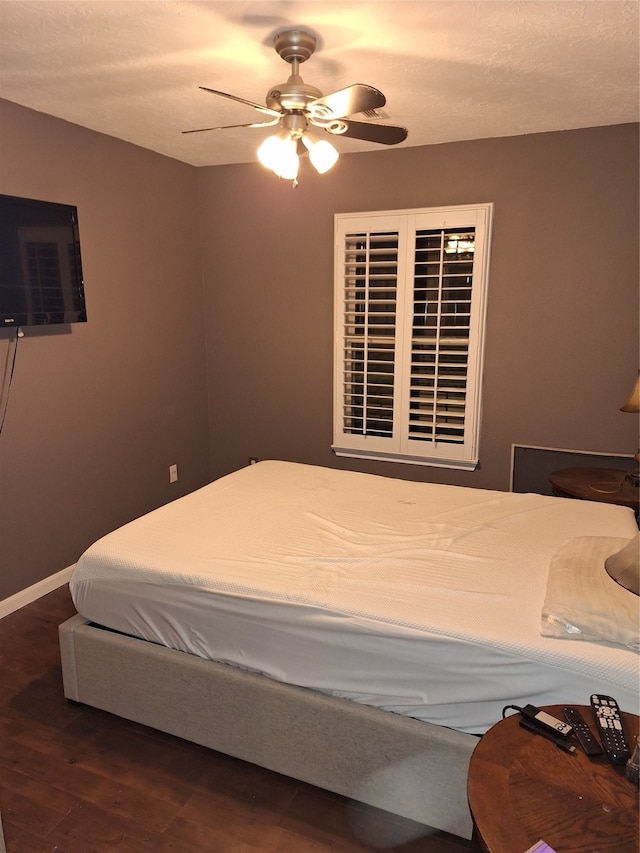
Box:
[333,203,493,470]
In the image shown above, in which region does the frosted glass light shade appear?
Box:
[257,136,282,170]
[302,134,339,174]
[257,135,299,180]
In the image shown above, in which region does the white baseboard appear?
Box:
[0,565,75,619]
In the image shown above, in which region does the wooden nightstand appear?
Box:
[549,467,639,515]
[467,705,639,853]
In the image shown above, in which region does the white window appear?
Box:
[333,204,493,470]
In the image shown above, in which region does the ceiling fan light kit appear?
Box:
[185,28,408,186]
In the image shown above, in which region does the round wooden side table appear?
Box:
[467,704,639,853]
[549,467,639,515]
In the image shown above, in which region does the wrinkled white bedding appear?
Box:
[70,461,639,734]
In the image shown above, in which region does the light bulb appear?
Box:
[302,133,339,174]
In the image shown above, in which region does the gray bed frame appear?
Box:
[59,613,477,839]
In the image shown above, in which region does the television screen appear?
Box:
[0,193,87,328]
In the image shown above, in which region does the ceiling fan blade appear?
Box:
[308,84,386,119]
[199,87,281,118]
[330,119,408,145]
[182,117,281,134]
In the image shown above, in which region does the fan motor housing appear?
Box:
[266,79,323,113]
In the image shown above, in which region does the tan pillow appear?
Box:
[541,536,640,651]
[605,532,639,595]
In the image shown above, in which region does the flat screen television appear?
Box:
[0,193,87,328]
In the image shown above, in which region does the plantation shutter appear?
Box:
[407,227,475,446]
[342,230,399,439]
[334,205,492,469]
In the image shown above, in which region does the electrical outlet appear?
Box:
[169,464,178,483]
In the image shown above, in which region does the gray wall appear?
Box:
[1,99,638,601]
[199,124,639,489]
[0,100,210,600]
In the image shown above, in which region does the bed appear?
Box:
[59,461,639,839]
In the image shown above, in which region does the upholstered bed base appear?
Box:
[59,614,476,839]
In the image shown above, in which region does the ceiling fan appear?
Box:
[183,29,408,185]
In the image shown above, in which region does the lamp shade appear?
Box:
[301,133,339,174]
[257,134,299,180]
[620,370,640,413]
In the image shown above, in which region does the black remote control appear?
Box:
[563,707,603,756]
[590,694,630,765]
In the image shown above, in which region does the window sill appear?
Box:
[332,446,479,472]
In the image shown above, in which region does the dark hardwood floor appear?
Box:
[0,585,471,852]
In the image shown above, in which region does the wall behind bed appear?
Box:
[0,99,211,602]
[199,123,639,491]
[0,102,637,603]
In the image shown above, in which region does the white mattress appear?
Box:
[70,460,640,734]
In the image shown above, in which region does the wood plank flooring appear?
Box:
[0,585,471,852]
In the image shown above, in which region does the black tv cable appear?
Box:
[0,328,19,437]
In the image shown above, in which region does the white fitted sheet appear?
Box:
[70,461,639,734]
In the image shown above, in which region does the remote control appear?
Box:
[563,707,603,756]
[590,694,630,765]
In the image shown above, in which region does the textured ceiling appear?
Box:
[0,0,638,167]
